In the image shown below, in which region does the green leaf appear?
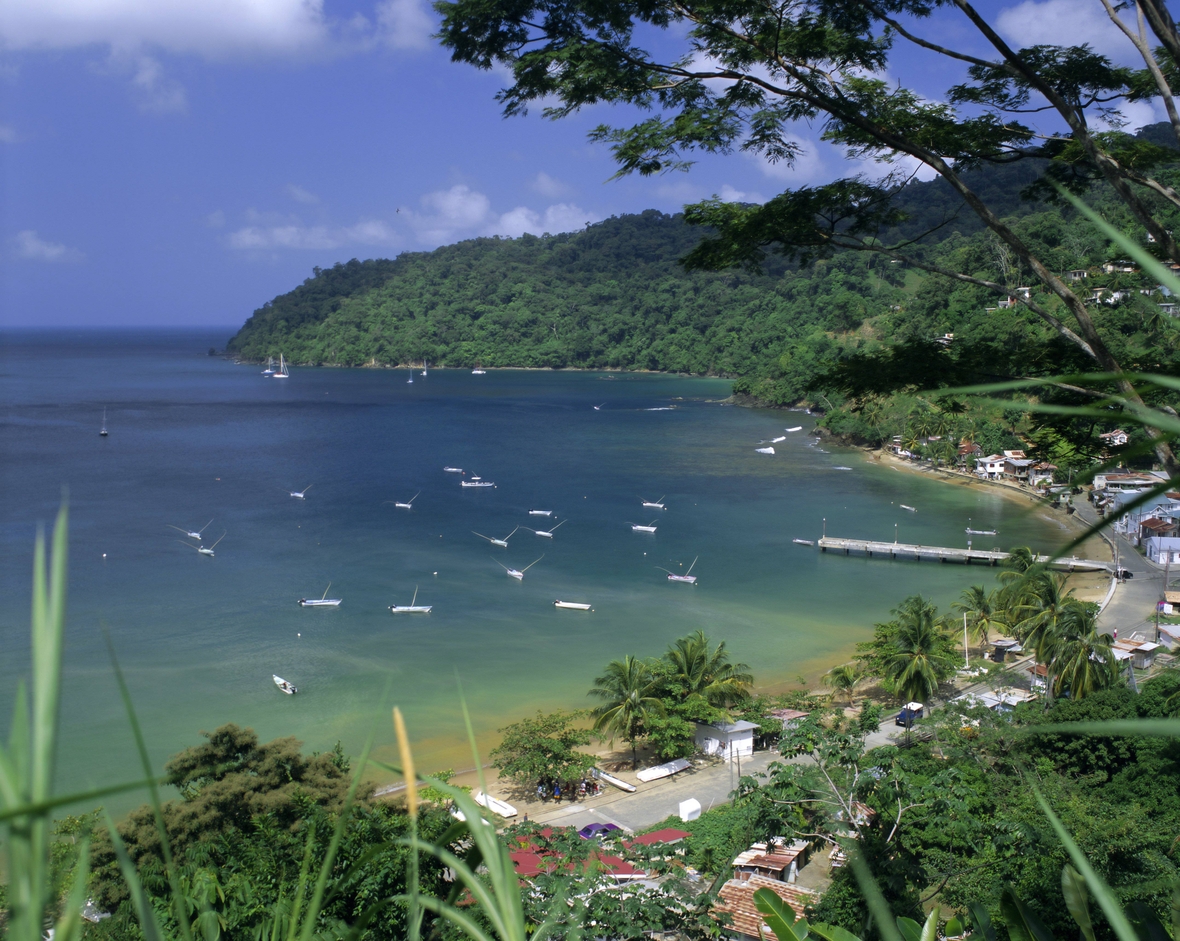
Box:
[945,916,964,939]
[1062,866,1095,941]
[920,908,940,941]
[896,917,923,941]
[966,902,996,941]
[1000,886,1055,941]
[848,847,905,941]
[104,810,165,941]
[811,923,866,941]
[754,886,807,941]
[1030,720,1180,737]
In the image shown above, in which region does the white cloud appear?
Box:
[406,184,492,243]
[491,202,597,237]
[286,183,320,204]
[997,0,1140,62]
[12,230,83,261]
[375,0,433,50]
[227,218,401,251]
[531,172,568,198]
[718,184,766,204]
[0,0,329,57]
[127,53,186,112]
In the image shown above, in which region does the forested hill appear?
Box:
[226,130,1174,402]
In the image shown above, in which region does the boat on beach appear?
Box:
[554,600,592,610]
[473,790,517,817]
[298,584,342,607]
[389,586,432,613]
[635,757,690,783]
[592,768,636,792]
[273,675,297,695]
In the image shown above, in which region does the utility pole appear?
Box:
[964,613,970,669]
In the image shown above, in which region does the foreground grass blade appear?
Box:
[1035,789,1139,941]
[849,846,904,941]
[105,809,165,941]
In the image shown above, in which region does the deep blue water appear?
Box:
[0,330,1070,805]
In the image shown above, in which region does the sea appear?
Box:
[0,329,1076,809]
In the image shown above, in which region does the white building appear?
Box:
[1144,536,1180,564]
[975,453,1006,478]
[695,720,757,760]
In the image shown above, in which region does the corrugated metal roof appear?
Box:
[715,876,816,938]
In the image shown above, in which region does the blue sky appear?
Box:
[0,0,1163,328]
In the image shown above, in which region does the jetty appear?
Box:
[816,537,1112,573]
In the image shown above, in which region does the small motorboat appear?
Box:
[771,436,786,443]
[555,600,592,610]
[630,521,658,533]
[786,426,803,432]
[535,520,566,538]
[473,790,517,817]
[659,556,698,584]
[443,466,464,473]
[298,584,342,607]
[966,527,998,535]
[755,446,775,454]
[496,555,543,581]
[390,586,432,613]
[461,480,495,487]
[472,367,486,375]
[900,504,916,512]
[641,495,666,509]
[529,509,553,516]
[273,675,297,695]
[792,538,815,546]
[833,466,852,470]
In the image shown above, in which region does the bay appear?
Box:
[1,329,1069,809]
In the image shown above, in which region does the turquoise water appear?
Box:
[0,330,1069,807]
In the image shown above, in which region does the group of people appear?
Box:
[535,777,602,802]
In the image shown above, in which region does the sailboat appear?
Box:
[421,360,428,377]
[273,354,289,379]
[261,356,276,376]
[534,520,566,538]
[472,364,487,375]
[496,554,543,581]
[389,586,432,613]
[641,495,666,509]
[273,675,297,695]
[658,556,698,584]
[100,408,109,437]
[629,520,658,533]
[389,490,421,510]
[473,526,520,548]
[298,583,342,607]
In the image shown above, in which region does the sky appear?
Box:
[0,0,1168,329]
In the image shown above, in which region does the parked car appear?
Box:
[895,702,924,726]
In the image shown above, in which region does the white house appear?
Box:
[1099,429,1129,447]
[975,453,1006,478]
[695,720,758,760]
[1144,536,1180,564]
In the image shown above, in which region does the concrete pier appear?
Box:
[816,537,1112,573]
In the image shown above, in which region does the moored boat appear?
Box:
[755,446,775,454]
[298,584,342,607]
[273,675,297,694]
[461,480,495,487]
[554,600,592,610]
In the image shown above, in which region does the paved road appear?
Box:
[522,725,904,833]
[1072,500,1164,640]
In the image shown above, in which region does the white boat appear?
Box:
[833,466,852,470]
[273,675,297,694]
[792,538,814,546]
[473,790,517,817]
[529,509,553,516]
[900,504,916,512]
[168,519,213,541]
[421,360,428,376]
[659,555,698,584]
[392,490,420,510]
[630,520,658,533]
[179,532,224,557]
[592,768,636,792]
[472,366,487,375]
[298,583,342,607]
[461,480,495,488]
[786,426,803,432]
[261,356,276,376]
[100,408,109,437]
[966,527,998,535]
[474,526,519,548]
[635,758,690,783]
[755,446,775,454]
[554,600,592,610]
[535,520,566,538]
[496,554,543,581]
[273,354,289,379]
[645,407,674,411]
[641,495,666,509]
[390,586,432,613]
[443,467,464,473]
[407,373,413,383]
[771,436,786,443]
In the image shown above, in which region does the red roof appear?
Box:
[768,708,809,721]
[629,828,690,846]
[714,876,816,938]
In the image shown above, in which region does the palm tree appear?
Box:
[1047,603,1118,700]
[822,663,863,707]
[953,585,1008,651]
[1011,571,1076,667]
[588,656,666,769]
[664,630,754,707]
[880,596,961,708]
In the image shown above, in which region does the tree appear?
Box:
[588,655,666,768]
[488,710,596,789]
[1045,602,1119,700]
[663,630,754,707]
[435,0,1180,470]
[822,664,863,708]
[859,596,961,706]
[953,585,1008,650]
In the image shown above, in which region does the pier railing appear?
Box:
[816,537,1112,573]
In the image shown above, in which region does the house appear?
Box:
[1029,462,1057,486]
[1099,429,1129,447]
[625,828,690,849]
[1161,302,1179,317]
[695,720,758,760]
[1157,622,1180,650]
[768,708,810,730]
[989,638,1023,662]
[1027,663,1048,690]
[1094,471,1161,492]
[958,441,982,459]
[975,453,1006,478]
[1112,639,1162,669]
[732,840,811,883]
[1064,268,1089,281]
[1145,536,1180,564]
[1140,517,1179,541]
[1102,261,1138,274]
[935,332,956,346]
[714,875,818,939]
[1002,456,1034,481]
